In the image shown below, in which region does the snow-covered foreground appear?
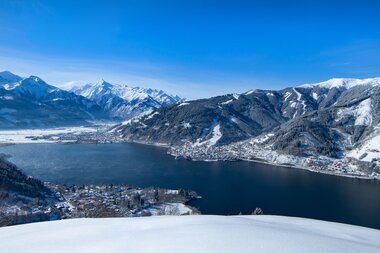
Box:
[1,215,379,253]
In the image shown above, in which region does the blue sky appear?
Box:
[0,0,380,99]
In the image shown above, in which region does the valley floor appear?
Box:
[1,215,379,253]
[0,126,101,143]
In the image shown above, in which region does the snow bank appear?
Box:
[1,215,379,253]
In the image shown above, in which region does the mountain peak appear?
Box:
[95,79,114,89]
[0,70,22,84]
[28,75,43,83]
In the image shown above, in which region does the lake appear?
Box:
[1,143,380,229]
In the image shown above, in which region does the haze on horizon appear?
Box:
[0,0,380,99]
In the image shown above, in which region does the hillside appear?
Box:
[114,77,380,179]
[0,155,62,226]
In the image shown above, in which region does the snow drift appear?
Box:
[1,215,379,253]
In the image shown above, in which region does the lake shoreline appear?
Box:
[1,154,201,227]
[1,142,380,229]
[1,134,378,181]
[0,126,378,181]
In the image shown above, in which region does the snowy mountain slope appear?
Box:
[0,71,108,128]
[114,94,264,145]
[169,87,380,178]
[115,77,380,178]
[115,77,380,146]
[1,215,379,253]
[0,71,181,128]
[346,121,380,170]
[265,87,380,159]
[70,80,183,119]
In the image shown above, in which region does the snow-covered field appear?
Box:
[1,215,379,253]
[0,126,101,143]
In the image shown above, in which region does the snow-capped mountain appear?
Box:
[299,77,380,89]
[69,80,183,119]
[0,71,182,128]
[0,71,108,128]
[114,77,380,178]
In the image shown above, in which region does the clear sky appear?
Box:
[0,0,380,99]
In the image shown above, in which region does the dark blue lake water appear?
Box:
[1,143,380,229]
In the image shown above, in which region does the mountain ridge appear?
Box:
[69,79,183,119]
[0,71,183,128]
[0,71,108,128]
[299,77,380,89]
